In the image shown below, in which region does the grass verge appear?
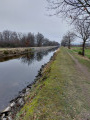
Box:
[71,47,90,59]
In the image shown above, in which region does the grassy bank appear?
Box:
[16,47,90,120]
[71,47,90,59]
[0,47,33,58]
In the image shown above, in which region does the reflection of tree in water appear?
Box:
[35,47,58,61]
[20,51,44,64]
[20,52,35,66]
[48,47,58,53]
[35,52,44,61]
[20,47,58,65]
[0,47,58,63]
[0,56,19,62]
[42,51,48,56]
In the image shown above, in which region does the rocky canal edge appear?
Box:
[0,48,58,120]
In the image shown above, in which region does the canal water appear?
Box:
[0,48,57,112]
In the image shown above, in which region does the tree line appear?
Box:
[47,0,90,56]
[61,20,90,56]
[0,30,59,48]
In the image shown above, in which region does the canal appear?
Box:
[0,48,57,112]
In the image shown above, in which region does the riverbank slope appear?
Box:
[0,46,57,58]
[16,47,90,120]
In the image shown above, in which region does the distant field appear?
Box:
[71,47,90,59]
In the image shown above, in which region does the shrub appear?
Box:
[3,50,9,55]
[25,49,28,52]
[78,51,82,55]
[28,48,32,51]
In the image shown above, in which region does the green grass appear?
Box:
[16,48,90,120]
[71,47,90,59]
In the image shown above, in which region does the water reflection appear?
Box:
[0,47,57,63]
[20,53,35,65]
[20,47,57,65]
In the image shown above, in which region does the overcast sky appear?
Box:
[0,0,72,43]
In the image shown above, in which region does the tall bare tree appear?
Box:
[61,31,75,49]
[61,36,68,47]
[75,20,90,56]
[36,33,44,47]
[47,0,90,21]
[27,33,35,47]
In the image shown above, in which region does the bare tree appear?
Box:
[27,33,35,47]
[0,32,3,47]
[36,33,44,47]
[3,30,11,42]
[47,0,90,21]
[2,30,12,47]
[0,30,59,48]
[75,20,90,56]
[10,32,19,47]
[61,36,68,47]
[61,31,75,49]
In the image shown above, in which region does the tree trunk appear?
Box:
[68,39,71,49]
[82,41,85,56]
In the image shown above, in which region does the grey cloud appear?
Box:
[0,0,70,42]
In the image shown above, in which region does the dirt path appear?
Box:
[67,50,90,80]
[67,50,90,119]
